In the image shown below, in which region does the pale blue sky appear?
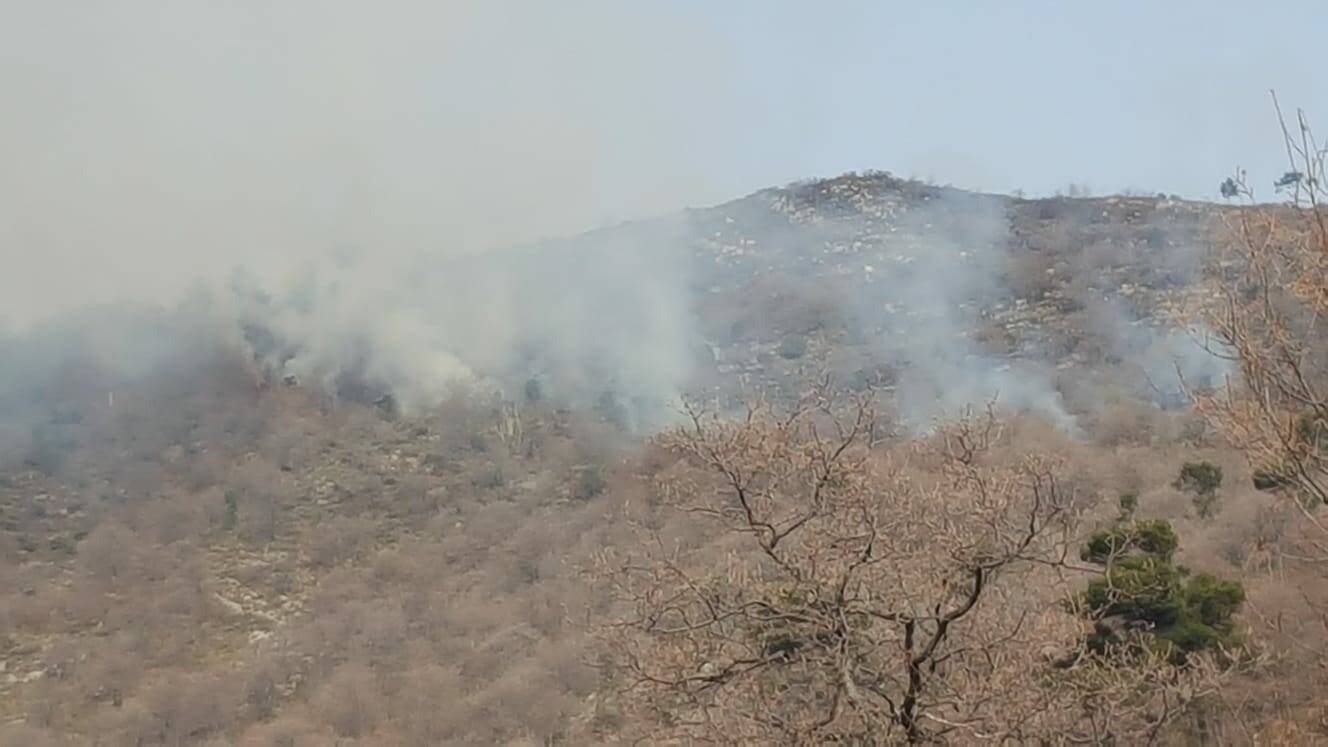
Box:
[1,1,1323,319]
[681,1,1322,199]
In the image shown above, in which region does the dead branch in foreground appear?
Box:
[592,389,1235,744]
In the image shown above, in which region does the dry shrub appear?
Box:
[311,663,385,739]
[18,679,64,731]
[0,723,68,747]
[389,664,469,744]
[53,576,111,630]
[593,390,1234,743]
[468,660,582,743]
[369,545,421,586]
[305,515,378,569]
[183,448,230,492]
[119,672,244,745]
[1086,398,1162,447]
[393,472,438,516]
[76,522,140,586]
[0,531,21,565]
[1005,249,1059,301]
[236,715,324,747]
[154,554,216,620]
[727,272,849,339]
[238,658,290,724]
[236,494,279,543]
[1079,238,1127,274]
[433,388,495,454]
[138,492,209,545]
[1,564,61,631]
[228,458,287,542]
[0,422,34,474]
[77,646,140,708]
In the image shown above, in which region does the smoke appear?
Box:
[846,188,1076,430]
[0,1,743,323]
[223,217,698,424]
[0,3,1242,438]
[1,1,748,424]
[1085,292,1232,410]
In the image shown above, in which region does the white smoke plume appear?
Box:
[221,217,698,424]
[1,1,740,425]
[1,1,740,322]
[847,189,1077,430]
[1085,292,1232,409]
[0,2,1240,438]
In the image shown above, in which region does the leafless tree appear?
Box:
[1189,98,1328,740]
[593,387,1230,744]
[1193,96,1328,556]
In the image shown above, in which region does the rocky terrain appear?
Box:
[683,174,1223,420]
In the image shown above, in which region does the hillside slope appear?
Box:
[2,175,1323,744]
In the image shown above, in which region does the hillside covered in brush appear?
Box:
[1,174,1323,744]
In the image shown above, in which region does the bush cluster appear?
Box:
[1080,519,1243,662]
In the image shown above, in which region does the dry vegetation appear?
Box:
[1190,104,1328,742]
[0,367,626,745]
[0,366,1305,745]
[591,390,1238,743]
[6,134,1328,743]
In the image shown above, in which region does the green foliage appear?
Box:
[1083,555,1183,624]
[762,634,804,658]
[1252,466,1293,492]
[1193,493,1220,519]
[1176,461,1222,496]
[1117,490,1138,521]
[1079,519,1243,662]
[571,465,605,502]
[223,490,238,532]
[1251,462,1322,511]
[1176,461,1223,518]
[1148,573,1245,658]
[1081,519,1178,563]
[1183,573,1245,628]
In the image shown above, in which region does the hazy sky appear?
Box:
[1,1,1321,322]
[700,1,1322,198]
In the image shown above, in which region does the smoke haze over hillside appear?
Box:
[0,1,743,323]
[5,1,1325,322]
[6,7,1328,743]
[2,1,741,418]
[0,1,1304,425]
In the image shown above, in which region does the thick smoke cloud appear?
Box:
[1,1,738,422]
[0,2,1238,438]
[0,1,738,324]
[224,217,698,424]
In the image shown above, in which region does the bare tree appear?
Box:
[1194,96,1328,555]
[1189,98,1328,740]
[593,388,1229,744]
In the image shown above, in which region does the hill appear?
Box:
[1,174,1323,744]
